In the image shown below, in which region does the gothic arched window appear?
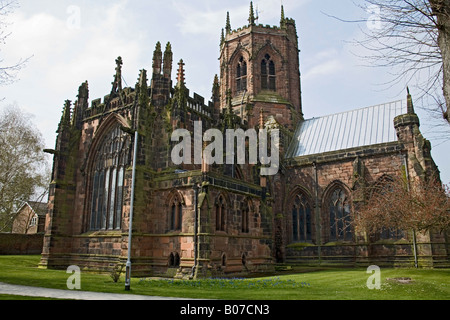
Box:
[261,54,276,91]
[90,125,130,231]
[169,196,183,231]
[236,56,247,93]
[292,193,312,242]
[328,187,352,241]
[215,196,226,232]
[169,252,180,267]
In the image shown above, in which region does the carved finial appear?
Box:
[249,2,255,26]
[212,74,220,99]
[225,12,231,33]
[407,87,415,114]
[111,56,123,94]
[153,42,162,75]
[281,5,286,28]
[138,69,148,88]
[220,28,225,46]
[176,59,186,88]
[163,42,173,79]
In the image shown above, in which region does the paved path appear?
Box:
[0,282,188,300]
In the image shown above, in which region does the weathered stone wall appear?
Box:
[0,233,44,255]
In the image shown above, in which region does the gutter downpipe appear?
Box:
[313,162,321,266]
[125,130,138,290]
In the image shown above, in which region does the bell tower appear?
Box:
[219,3,303,130]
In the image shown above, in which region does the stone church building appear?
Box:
[40,4,449,277]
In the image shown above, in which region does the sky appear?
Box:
[1,0,449,183]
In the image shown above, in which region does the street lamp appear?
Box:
[121,127,138,291]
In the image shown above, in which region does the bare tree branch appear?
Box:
[330,0,450,126]
[0,0,31,87]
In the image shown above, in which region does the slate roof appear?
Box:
[17,202,47,217]
[286,100,406,159]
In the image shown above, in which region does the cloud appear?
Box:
[1,0,145,147]
[3,0,143,98]
[303,49,344,80]
[172,0,309,36]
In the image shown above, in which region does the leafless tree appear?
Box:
[355,174,450,235]
[0,105,50,232]
[332,1,450,126]
[0,0,29,87]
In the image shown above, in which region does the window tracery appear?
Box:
[90,125,130,231]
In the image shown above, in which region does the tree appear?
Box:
[355,174,450,235]
[0,105,50,232]
[349,0,450,124]
[0,0,29,87]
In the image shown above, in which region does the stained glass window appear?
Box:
[329,188,352,241]
[90,125,130,231]
[292,193,312,242]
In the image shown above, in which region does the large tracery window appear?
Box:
[261,54,276,91]
[329,187,353,241]
[90,125,130,231]
[236,56,247,93]
[292,193,312,242]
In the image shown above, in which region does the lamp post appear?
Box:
[123,128,138,291]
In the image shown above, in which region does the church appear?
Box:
[40,4,449,278]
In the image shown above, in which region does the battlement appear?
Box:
[227,19,296,38]
[84,87,137,119]
[176,87,213,119]
[223,3,296,42]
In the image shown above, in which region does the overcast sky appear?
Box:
[1,0,449,183]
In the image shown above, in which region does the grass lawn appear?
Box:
[0,255,449,300]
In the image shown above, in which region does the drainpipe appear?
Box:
[403,154,418,268]
[125,130,138,291]
[313,162,321,265]
[191,183,200,279]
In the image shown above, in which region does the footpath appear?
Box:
[0,282,187,300]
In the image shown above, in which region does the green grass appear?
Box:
[0,255,449,300]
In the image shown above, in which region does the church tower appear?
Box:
[219,3,303,130]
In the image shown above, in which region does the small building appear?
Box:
[12,202,47,234]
